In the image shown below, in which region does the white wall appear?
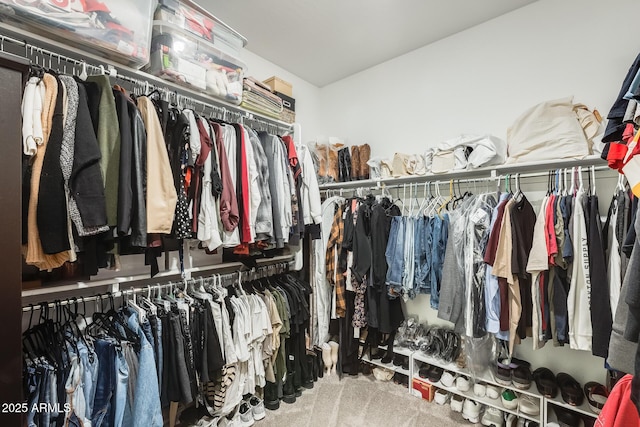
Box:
[313,0,639,386]
[241,49,322,142]
[318,0,640,159]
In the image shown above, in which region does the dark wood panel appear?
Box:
[0,52,28,427]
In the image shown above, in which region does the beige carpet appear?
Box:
[258,373,478,427]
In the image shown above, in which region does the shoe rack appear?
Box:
[362,344,604,426]
[411,350,544,425]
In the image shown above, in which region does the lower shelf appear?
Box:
[412,374,542,424]
[362,354,410,376]
[547,395,599,419]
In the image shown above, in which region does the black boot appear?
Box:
[338,148,346,182]
[314,346,325,379]
[342,148,352,181]
[303,352,315,389]
[264,381,280,410]
[282,372,297,404]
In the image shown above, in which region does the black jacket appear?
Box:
[70,83,107,229]
[37,75,70,254]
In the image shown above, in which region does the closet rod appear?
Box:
[325,164,616,195]
[22,260,292,312]
[0,29,291,134]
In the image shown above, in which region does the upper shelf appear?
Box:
[0,23,292,131]
[319,155,611,190]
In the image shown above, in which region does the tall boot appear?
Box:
[314,346,325,379]
[328,341,339,375]
[327,145,340,182]
[322,342,332,375]
[359,143,371,180]
[303,351,316,388]
[337,148,345,182]
[314,144,329,183]
[351,145,361,180]
[342,148,352,181]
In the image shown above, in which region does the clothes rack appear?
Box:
[0,26,292,135]
[22,260,292,313]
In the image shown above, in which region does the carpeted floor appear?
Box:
[258,373,477,427]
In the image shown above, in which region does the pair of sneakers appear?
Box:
[236,396,266,427]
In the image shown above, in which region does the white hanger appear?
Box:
[79,61,88,81]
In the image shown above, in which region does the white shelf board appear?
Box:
[412,351,543,399]
[413,374,541,423]
[362,354,409,376]
[546,395,599,419]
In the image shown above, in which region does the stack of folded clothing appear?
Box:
[241,77,283,118]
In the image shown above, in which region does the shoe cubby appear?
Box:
[544,396,599,426]
[411,350,544,425]
[361,344,413,378]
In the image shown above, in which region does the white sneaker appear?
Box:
[501,389,519,410]
[456,375,471,392]
[441,371,456,388]
[481,407,504,426]
[434,389,449,405]
[248,395,266,421]
[486,385,500,399]
[238,402,255,427]
[518,395,540,416]
[474,382,487,397]
[462,399,482,423]
[450,394,464,412]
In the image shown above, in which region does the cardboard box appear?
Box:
[412,378,436,402]
[275,91,296,112]
[264,76,293,97]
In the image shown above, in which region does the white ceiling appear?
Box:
[202,0,537,87]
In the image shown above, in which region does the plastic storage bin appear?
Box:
[154,0,245,58]
[146,21,245,104]
[0,0,155,68]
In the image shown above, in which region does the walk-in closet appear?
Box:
[2,1,640,426]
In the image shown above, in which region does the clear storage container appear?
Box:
[154,0,245,59]
[146,21,245,104]
[0,0,155,68]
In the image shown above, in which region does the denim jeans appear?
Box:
[65,354,88,427]
[149,314,163,391]
[92,339,116,427]
[430,214,449,309]
[25,366,40,427]
[113,346,129,427]
[385,216,405,298]
[77,339,98,419]
[127,311,164,427]
[414,217,432,294]
[402,217,416,300]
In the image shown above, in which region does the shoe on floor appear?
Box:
[461,399,482,423]
[518,395,540,416]
[481,406,504,427]
[440,371,456,388]
[248,395,266,421]
[501,389,519,410]
[434,389,449,405]
[238,402,255,427]
[486,385,500,399]
[450,394,464,412]
[456,375,471,392]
